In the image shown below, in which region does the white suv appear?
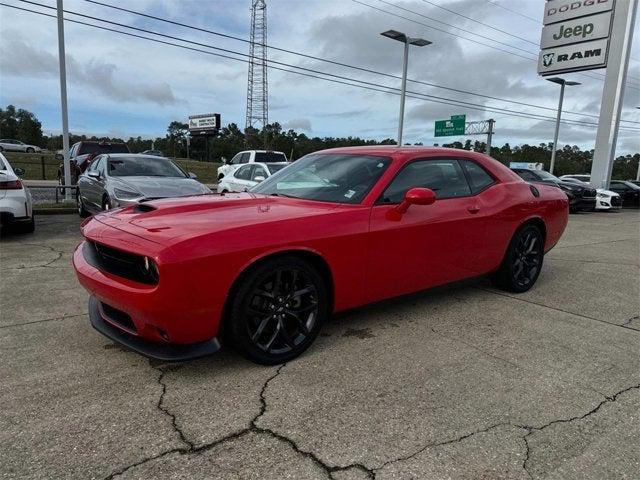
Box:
[217,150,287,180]
[0,152,34,232]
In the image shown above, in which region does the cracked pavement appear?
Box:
[1,211,638,479]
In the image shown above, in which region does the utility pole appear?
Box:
[590,0,637,189]
[56,0,71,200]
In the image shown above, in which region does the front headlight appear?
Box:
[597,193,608,198]
[113,187,142,200]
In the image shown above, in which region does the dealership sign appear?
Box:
[538,0,615,76]
[434,114,466,137]
[543,0,614,25]
[188,113,221,135]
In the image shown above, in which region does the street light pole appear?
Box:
[57,0,71,200]
[546,77,580,175]
[381,30,431,146]
[398,40,409,146]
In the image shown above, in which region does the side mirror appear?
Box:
[254,175,266,182]
[188,172,198,179]
[395,187,436,214]
[222,157,228,165]
[88,171,100,179]
[55,153,64,161]
[14,167,25,177]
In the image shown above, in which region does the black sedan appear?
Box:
[511,168,596,213]
[609,181,640,208]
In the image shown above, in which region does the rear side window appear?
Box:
[461,160,494,194]
[380,158,471,203]
[255,152,287,163]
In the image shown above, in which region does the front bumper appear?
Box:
[88,296,220,361]
[568,196,596,211]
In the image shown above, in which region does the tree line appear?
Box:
[1,104,637,179]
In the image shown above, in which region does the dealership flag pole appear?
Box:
[590,0,637,189]
[57,0,71,200]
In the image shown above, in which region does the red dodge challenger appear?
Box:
[73,147,568,364]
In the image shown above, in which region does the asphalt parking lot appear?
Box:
[1,211,638,480]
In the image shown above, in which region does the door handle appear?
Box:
[467,205,480,214]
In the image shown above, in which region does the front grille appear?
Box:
[100,302,137,332]
[611,196,622,206]
[582,188,596,198]
[83,241,158,285]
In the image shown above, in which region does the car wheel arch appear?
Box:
[502,217,547,260]
[219,248,335,337]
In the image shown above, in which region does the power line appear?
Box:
[483,0,540,24]
[375,0,537,56]
[3,2,639,135]
[354,0,640,89]
[79,0,640,122]
[419,0,538,46]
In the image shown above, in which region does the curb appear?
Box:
[34,208,77,215]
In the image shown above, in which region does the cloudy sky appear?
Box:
[1,0,639,153]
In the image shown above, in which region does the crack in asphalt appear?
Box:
[547,257,639,267]
[553,237,636,250]
[476,287,640,333]
[0,312,86,329]
[155,366,195,451]
[0,243,66,270]
[520,383,640,478]
[621,315,639,331]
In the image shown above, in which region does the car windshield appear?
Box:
[266,163,287,175]
[562,178,587,186]
[108,156,187,177]
[255,152,287,163]
[252,154,391,204]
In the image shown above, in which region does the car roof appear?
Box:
[310,145,487,157]
[105,153,169,160]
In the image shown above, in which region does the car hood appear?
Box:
[113,176,209,198]
[596,188,617,196]
[92,193,341,245]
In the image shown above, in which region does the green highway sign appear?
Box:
[434,114,466,137]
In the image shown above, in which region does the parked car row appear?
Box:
[511,168,639,212]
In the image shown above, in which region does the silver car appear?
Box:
[76,154,210,216]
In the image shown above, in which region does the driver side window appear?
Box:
[380,158,471,204]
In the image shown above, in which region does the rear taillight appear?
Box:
[0,180,23,190]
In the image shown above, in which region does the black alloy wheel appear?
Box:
[228,257,328,364]
[491,224,544,293]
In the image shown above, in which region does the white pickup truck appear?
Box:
[217,150,288,180]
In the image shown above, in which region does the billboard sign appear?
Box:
[188,113,221,135]
[543,0,614,25]
[434,114,466,137]
[540,11,612,48]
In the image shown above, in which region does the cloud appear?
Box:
[0,37,177,106]
[283,118,312,131]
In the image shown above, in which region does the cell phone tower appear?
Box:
[245,0,268,145]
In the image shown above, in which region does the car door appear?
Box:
[85,156,105,208]
[366,157,490,301]
[232,165,254,191]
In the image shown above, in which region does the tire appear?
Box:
[26,147,35,153]
[17,213,35,233]
[227,256,329,364]
[102,195,111,211]
[77,194,89,218]
[491,223,544,293]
